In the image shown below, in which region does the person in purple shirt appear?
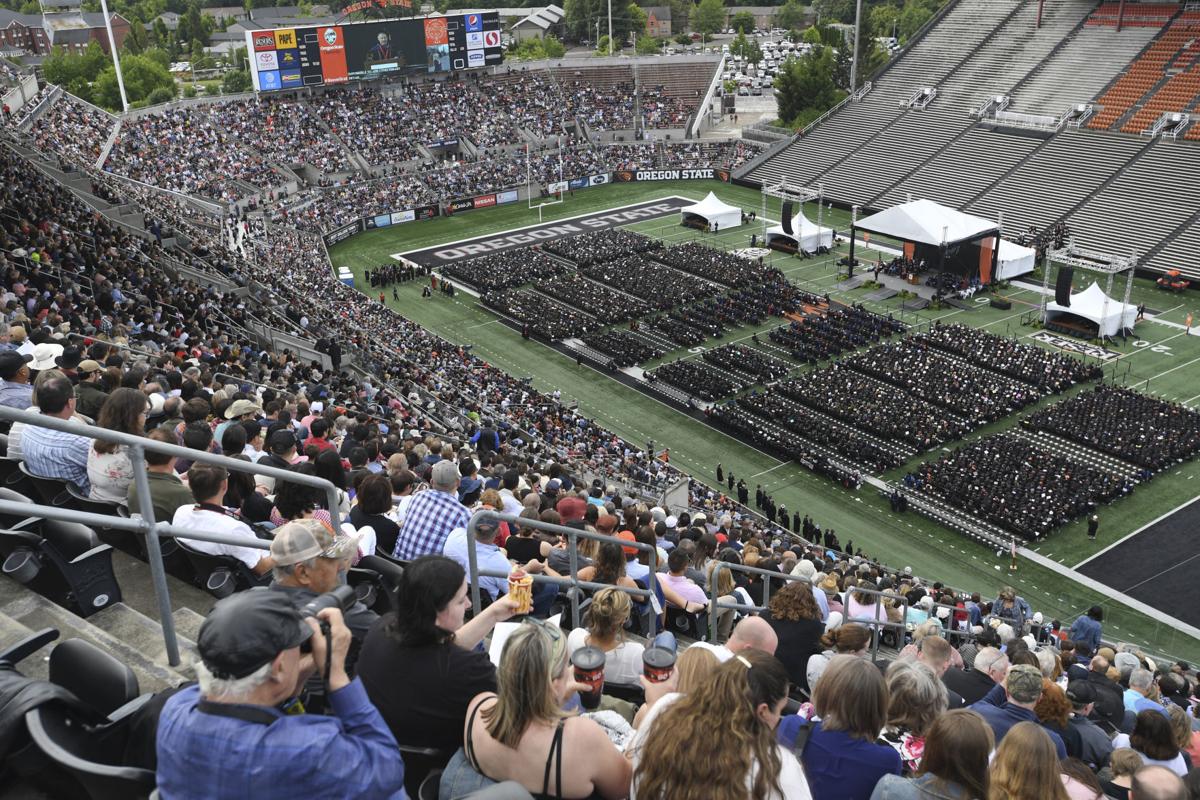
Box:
[778,654,902,800]
[155,590,406,799]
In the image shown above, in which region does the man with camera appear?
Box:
[155,589,406,799]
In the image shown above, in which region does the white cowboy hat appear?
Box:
[28,342,64,371]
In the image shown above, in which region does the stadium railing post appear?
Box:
[128,441,179,666]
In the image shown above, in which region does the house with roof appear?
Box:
[643,6,671,38]
[508,4,564,42]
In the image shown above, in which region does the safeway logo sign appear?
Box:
[483,30,500,47]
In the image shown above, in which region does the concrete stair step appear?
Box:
[171,606,207,644]
[0,576,190,694]
[109,548,215,619]
[0,610,48,679]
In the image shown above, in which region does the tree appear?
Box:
[693,0,724,38]
[91,52,175,110]
[627,2,647,37]
[222,68,251,93]
[801,24,823,45]
[123,21,148,54]
[812,0,854,24]
[868,3,899,41]
[635,34,659,54]
[666,0,689,33]
[775,0,806,32]
[673,32,690,45]
[774,45,841,127]
[730,10,754,34]
[542,34,566,57]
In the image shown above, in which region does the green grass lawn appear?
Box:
[330,180,1200,661]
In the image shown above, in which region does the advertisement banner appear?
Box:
[391,209,416,225]
[448,198,475,213]
[611,168,728,182]
[548,180,568,194]
[415,204,439,220]
[496,189,519,205]
[324,220,362,246]
[568,177,589,190]
[589,173,609,186]
[318,26,349,84]
[373,214,393,228]
[473,193,497,209]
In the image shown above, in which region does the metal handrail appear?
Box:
[0,405,341,666]
[466,508,658,633]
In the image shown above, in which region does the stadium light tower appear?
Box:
[608,0,613,56]
[849,0,863,91]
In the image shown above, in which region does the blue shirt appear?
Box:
[1123,688,1168,717]
[393,488,470,561]
[0,380,32,410]
[970,699,1067,759]
[156,680,406,800]
[442,526,509,600]
[779,717,901,800]
[1068,615,1102,654]
[21,418,92,493]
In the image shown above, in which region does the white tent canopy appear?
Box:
[856,198,998,246]
[996,239,1036,279]
[680,192,742,231]
[765,209,834,253]
[1046,281,1136,337]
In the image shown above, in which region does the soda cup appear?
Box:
[572,646,606,710]
[643,646,676,683]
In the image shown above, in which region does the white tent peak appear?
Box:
[856,199,998,246]
[1046,280,1136,337]
[766,207,833,253]
[680,192,742,231]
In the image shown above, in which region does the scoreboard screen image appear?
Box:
[247,12,503,92]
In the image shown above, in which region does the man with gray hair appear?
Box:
[270,519,377,641]
[392,458,470,560]
[1123,668,1167,716]
[1130,765,1187,800]
[943,645,1008,705]
[155,590,406,798]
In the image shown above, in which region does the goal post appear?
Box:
[527,139,566,221]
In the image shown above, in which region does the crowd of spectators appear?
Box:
[906,433,1133,539]
[603,139,762,171]
[442,249,569,292]
[1023,385,1200,472]
[841,339,1042,424]
[920,321,1102,392]
[30,93,115,169]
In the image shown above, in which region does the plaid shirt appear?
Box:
[393,488,470,561]
[21,419,92,494]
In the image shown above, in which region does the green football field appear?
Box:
[329,180,1200,661]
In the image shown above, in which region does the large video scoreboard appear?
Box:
[246,12,503,92]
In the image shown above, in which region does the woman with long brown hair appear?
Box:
[762,580,825,692]
[807,622,872,690]
[988,721,1070,800]
[88,387,148,503]
[871,708,993,800]
[628,649,810,800]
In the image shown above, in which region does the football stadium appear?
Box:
[1,0,1200,796]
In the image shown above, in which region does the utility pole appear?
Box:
[849,0,864,91]
[608,0,613,56]
[596,18,600,47]
[98,0,129,112]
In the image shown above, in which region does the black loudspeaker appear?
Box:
[1055,267,1074,307]
[990,298,1012,310]
[781,201,794,235]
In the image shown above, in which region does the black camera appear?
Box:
[299,584,357,653]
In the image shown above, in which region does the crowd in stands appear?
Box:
[603,139,761,171]
[907,433,1133,539]
[442,250,569,292]
[841,339,1042,425]
[921,322,1103,392]
[1023,385,1200,472]
[30,93,114,169]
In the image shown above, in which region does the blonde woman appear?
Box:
[627,650,811,800]
[566,587,645,685]
[448,621,631,799]
[988,721,1070,800]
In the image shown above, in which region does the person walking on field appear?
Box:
[1087,513,1099,541]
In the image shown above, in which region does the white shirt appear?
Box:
[1111,734,1188,776]
[566,628,644,686]
[171,505,265,571]
[498,488,523,518]
[688,641,734,662]
[626,692,811,800]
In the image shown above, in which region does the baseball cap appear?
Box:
[77,359,102,375]
[197,588,313,680]
[1006,664,1044,703]
[545,479,561,494]
[225,398,263,419]
[616,530,638,557]
[664,515,677,530]
[0,350,31,379]
[269,519,358,566]
[1065,680,1096,706]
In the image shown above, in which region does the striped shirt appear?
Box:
[22,418,92,494]
[392,488,470,561]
